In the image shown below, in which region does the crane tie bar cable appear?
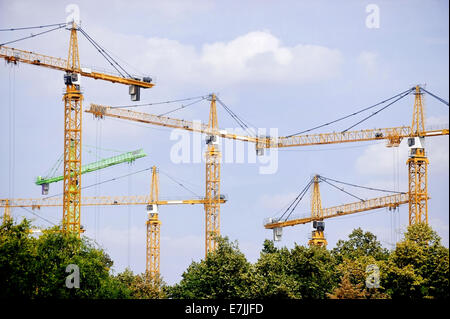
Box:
[78,27,131,78]
[109,95,210,109]
[318,175,406,194]
[341,89,413,133]
[0,24,66,46]
[216,97,256,138]
[158,97,207,117]
[278,177,314,222]
[0,22,67,31]
[19,207,57,226]
[286,87,415,137]
[159,170,202,198]
[318,177,366,202]
[420,87,449,106]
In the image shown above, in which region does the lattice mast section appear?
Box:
[407,85,429,225]
[205,94,221,257]
[146,166,161,280]
[62,22,83,236]
[308,175,327,247]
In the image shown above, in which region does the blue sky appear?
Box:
[0,0,448,285]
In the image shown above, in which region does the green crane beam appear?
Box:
[36,149,146,194]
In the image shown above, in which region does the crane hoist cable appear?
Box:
[285,87,415,137]
[0,24,67,46]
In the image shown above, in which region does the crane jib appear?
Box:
[0,45,154,88]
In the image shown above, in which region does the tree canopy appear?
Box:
[1,218,448,299]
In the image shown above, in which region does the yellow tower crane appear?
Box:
[264,174,410,247]
[146,165,161,280]
[86,86,448,228]
[407,86,429,224]
[309,175,327,247]
[0,22,154,237]
[204,94,221,256]
[87,94,226,257]
[0,167,226,279]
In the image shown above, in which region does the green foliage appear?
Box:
[115,268,167,299]
[168,236,253,299]
[253,241,339,299]
[169,237,339,299]
[336,256,389,299]
[1,218,448,299]
[0,219,38,298]
[328,273,367,299]
[0,218,129,298]
[383,223,449,299]
[332,228,389,262]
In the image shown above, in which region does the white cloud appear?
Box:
[86,29,343,88]
[200,31,343,85]
[357,51,379,76]
[355,126,449,177]
[426,115,449,129]
[356,141,409,176]
[259,191,298,211]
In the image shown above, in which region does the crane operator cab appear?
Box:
[147,203,159,220]
[64,72,81,89]
[407,137,426,158]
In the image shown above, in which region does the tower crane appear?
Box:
[0,166,226,279]
[264,174,410,247]
[0,21,154,237]
[86,85,448,228]
[36,149,146,195]
[87,94,225,257]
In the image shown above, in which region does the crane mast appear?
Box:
[62,22,83,235]
[309,175,327,247]
[146,166,161,280]
[407,85,429,224]
[205,94,221,256]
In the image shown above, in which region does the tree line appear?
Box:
[0,218,448,299]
